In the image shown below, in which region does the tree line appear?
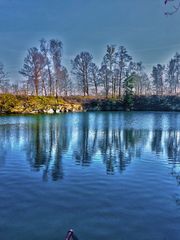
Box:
[0,38,180,98]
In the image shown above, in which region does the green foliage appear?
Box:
[123,75,136,110]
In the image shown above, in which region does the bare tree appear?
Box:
[40,39,54,96]
[133,62,147,95]
[89,62,99,96]
[103,45,116,97]
[115,46,132,98]
[152,64,165,95]
[50,39,63,97]
[71,52,93,96]
[61,66,72,96]
[166,53,180,94]
[0,62,9,93]
[19,48,45,96]
[99,64,111,98]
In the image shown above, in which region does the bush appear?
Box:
[0,94,18,113]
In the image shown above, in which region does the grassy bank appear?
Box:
[0,94,70,114]
[0,94,180,114]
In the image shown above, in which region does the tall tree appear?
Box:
[60,66,72,96]
[19,48,45,96]
[0,62,9,93]
[167,58,176,94]
[123,74,136,110]
[103,45,116,97]
[40,38,54,96]
[71,52,93,96]
[50,39,63,97]
[89,62,99,96]
[152,64,164,95]
[133,62,150,95]
[115,46,132,98]
[99,64,110,98]
[168,52,180,94]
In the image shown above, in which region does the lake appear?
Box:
[0,112,180,240]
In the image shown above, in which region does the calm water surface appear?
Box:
[0,112,180,240]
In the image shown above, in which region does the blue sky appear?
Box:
[0,0,180,81]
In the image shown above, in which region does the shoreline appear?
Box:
[0,94,180,115]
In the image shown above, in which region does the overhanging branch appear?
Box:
[164,0,180,15]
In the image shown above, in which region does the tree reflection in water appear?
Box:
[0,113,179,187]
[0,125,9,167]
[25,115,72,181]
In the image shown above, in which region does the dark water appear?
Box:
[0,112,180,240]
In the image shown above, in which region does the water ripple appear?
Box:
[0,112,180,240]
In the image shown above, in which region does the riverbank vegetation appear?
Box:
[1,38,180,113]
[1,93,180,114]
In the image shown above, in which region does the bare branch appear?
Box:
[164,0,180,15]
